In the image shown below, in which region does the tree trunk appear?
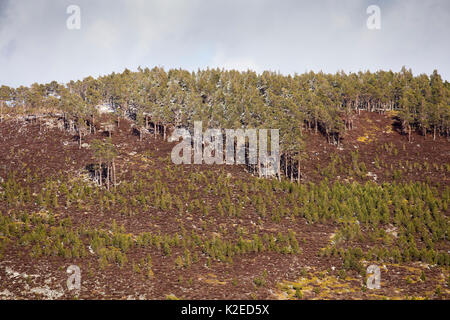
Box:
[99,162,102,187]
[110,165,113,188]
[123,102,128,118]
[297,159,301,184]
[277,152,281,181]
[106,164,110,190]
[112,160,116,186]
[284,154,287,177]
[290,156,293,182]
[92,115,96,133]
[257,156,261,178]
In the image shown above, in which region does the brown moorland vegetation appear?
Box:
[0,109,448,300]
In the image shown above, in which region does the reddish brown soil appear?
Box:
[0,112,448,300]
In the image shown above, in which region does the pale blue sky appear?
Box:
[0,0,449,87]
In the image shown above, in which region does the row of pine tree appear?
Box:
[0,66,448,173]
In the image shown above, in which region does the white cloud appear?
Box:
[0,0,449,87]
[211,45,260,72]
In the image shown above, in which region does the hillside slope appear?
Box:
[0,111,448,300]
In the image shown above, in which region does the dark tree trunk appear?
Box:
[99,162,102,187]
[277,152,281,181]
[106,164,110,190]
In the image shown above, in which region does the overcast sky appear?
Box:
[0,0,449,87]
